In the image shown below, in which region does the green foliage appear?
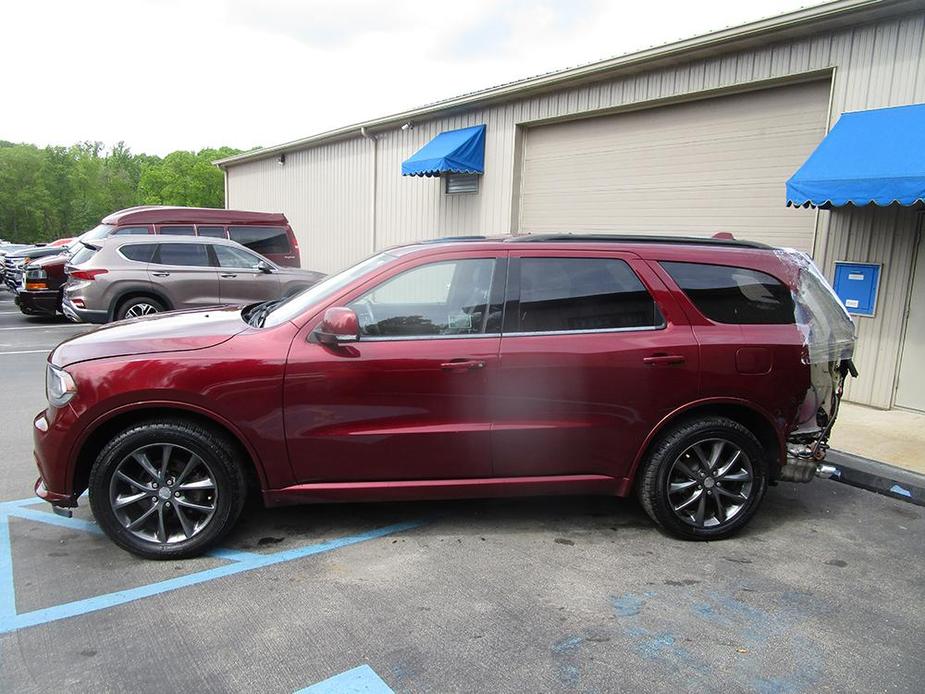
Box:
[0,142,242,243]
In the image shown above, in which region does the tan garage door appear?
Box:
[518,80,830,251]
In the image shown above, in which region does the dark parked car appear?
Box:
[33,234,856,558]
[61,236,324,323]
[4,243,70,293]
[78,206,302,268]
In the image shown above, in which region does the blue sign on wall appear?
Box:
[832,262,881,317]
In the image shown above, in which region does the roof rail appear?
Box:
[507,234,772,249]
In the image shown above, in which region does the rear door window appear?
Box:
[159,225,196,236]
[228,226,290,255]
[119,244,157,263]
[113,226,151,236]
[511,257,663,333]
[660,261,795,324]
[154,243,212,267]
[197,226,227,239]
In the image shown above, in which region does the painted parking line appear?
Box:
[0,496,423,634]
[296,665,395,693]
[0,324,87,331]
[0,350,53,356]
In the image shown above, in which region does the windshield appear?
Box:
[262,252,397,327]
[80,224,116,242]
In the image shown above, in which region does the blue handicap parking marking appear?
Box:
[0,495,422,635]
[296,665,395,693]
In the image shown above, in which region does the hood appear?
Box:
[51,306,250,367]
[29,254,68,270]
[7,246,64,260]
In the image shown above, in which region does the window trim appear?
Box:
[502,255,666,337]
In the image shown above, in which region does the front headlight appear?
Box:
[46,364,77,408]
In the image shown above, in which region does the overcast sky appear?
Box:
[1,0,825,156]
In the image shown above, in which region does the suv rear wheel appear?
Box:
[637,416,767,540]
[88,418,247,559]
[117,296,165,320]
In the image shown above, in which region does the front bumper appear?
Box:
[33,408,80,508]
[16,289,60,316]
[61,295,107,324]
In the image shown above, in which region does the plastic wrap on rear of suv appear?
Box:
[776,249,856,445]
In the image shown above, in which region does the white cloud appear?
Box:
[0,0,824,155]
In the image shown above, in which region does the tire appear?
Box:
[88,418,247,559]
[116,296,166,320]
[636,416,768,541]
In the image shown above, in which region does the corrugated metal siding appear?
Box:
[227,139,372,274]
[816,207,922,408]
[517,80,829,250]
[227,10,925,406]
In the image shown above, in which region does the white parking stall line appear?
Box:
[0,325,86,331]
[0,350,52,355]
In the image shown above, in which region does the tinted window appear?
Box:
[155,243,211,267]
[515,258,662,333]
[229,226,290,255]
[215,244,262,269]
[113,226,150,236]
[119,244,157,263]
[160,225,196,236]
[198,226,227,238]
[348,258,495,337]
[661,262,794,324]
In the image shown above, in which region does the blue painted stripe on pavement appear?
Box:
[0,519,421,634]
[296,665,394,693]
[6,507,104,535]
[0,514,15,618]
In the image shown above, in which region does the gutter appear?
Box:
[360,127,378,253]
[214,0,908,169]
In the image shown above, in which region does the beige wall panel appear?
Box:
[518,81,829,249]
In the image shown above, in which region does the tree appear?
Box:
[0,141,242,243]
[138,146,240,208]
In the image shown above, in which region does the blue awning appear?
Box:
[402,125,486,177]
[787,103,925,208]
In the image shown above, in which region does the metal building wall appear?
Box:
[226,10,925,406]
[227,139,372,274]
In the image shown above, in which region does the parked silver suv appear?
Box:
[62,236,324,323]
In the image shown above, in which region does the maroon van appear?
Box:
[80,206,302,268]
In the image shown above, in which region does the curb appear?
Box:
[826,450,925,507]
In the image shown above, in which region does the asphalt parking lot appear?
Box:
[0,291,923,693]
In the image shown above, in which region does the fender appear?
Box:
[107,286,175,321]
[626,397,786,482]
[65,399,269,492]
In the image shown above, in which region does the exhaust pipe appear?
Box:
[815,463,838,479]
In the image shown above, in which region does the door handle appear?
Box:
[440,359,486,372]
[151,272,170,277]
[642,354,686,366]
[220,273,238,278]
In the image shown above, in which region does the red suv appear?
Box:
[79,206,302,268]
[33,235,856,558]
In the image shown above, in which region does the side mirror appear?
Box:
[315,307,359,345]
[257,260,274,274]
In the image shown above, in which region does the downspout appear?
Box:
[360,126,378,252]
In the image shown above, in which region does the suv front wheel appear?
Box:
[117,296,166,320]
[637,416,768,540]
[88,418,247,559]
